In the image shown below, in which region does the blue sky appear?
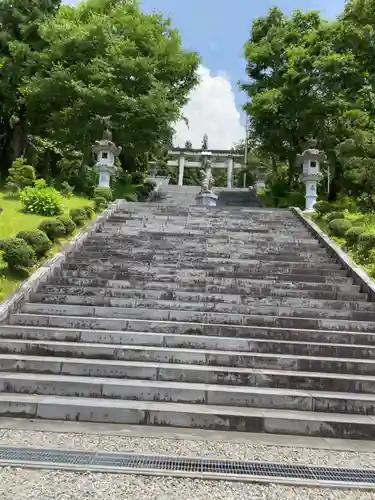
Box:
[65,0,345,148]
[140,0,344,110]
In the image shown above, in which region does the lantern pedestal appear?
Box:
[92,130,122,189]
[296,141,325,211]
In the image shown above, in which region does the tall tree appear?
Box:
[22,0,200,179]
[0,0,61,173]
[242,4,375,201]
[184,140,192,149]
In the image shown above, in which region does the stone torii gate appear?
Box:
[167,148,244,188]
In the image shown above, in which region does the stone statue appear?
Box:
[200,154,214,192]
[196,150,218,206]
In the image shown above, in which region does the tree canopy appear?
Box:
[242,0,375,208]
[0,0,199,189]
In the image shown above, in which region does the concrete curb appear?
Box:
[0,199,124,324]
[291,207,375,301]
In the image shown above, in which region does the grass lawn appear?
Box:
[0,191,94,301]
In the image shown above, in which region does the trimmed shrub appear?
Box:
[358,231,375,256]
[38,219,66,242]
[69,208,87,226]
[5,158,36,193]
[84,205,94,219]
[345,226,366,246]
[131,171,145,184]
[60,181,74,198]
[16,230,52,257]
[0,237,36,269]
[20,185,64,216]
[136,181,155,200]
[94,196,108,212]
[124,192,138,202]
[329,218,352,237]
[57,216,76,236]
[94,186,112,202]
[325,211,345,223]
[314,201,332,216]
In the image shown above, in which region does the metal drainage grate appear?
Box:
[0,446,374,486]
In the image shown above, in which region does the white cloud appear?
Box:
[174,66,245,150]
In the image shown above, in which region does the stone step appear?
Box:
[85,239,324,252]
[91,232,319,245]
[50,276,360,294]
[61,269,352,285]
[30,292,375,314]
[67,256,340,271]
[37,284,367,302]
[0,392,373,438]
[106,214,306,226]
[0,339,374,376]
[109,213,302,223]
[2,352,375,396]
[11,314,375,339]
[1,325,375,358]
[21,301,375,324]
[79,249,330,262]
[1,371,375,416]
[73,248,334,263]
[103,225,310,237]
[62,258,343,273]
[10,310,375,332]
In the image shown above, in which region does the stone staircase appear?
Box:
[1,187,375,439]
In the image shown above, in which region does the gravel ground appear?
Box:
[0,469,373,500]
[0,428,375,469]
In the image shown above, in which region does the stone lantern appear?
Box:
[296,140,326,211]
[255,165,267,191]
[148,161,158,178]
[195,151,218,207]
[92,130,122,188]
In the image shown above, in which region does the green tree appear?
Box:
[23,0,200,178]
[0,0,61,173]
[201,133,208,150]
[241,4,375,202]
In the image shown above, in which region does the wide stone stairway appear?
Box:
[1,187,375,440]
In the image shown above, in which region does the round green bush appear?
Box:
[325,211,345,222]
[94,186,112,202]
[358,231,375,253]
[131,171,145,184]
[314,201,332,216]
[136,181,155,200]
[69,208,87,226]
[83,205,95,219]
[329,218,352,237]
[38,219,66,242]
[57,216,76,236]
[345,226,366,246]
[0,237,36,269]
[16,230,52,257]
[124,192,138,202]
[94,196,108,212]
[20,185,64,216]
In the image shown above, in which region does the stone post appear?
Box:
[178,153,185,186]
[148,161,157,178]
[255,165,267,191]
[227,156,233,188]
[296,141,325,211]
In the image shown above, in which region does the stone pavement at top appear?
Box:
[0,185,374,440]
